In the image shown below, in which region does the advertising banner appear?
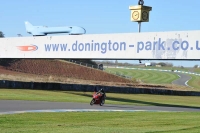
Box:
[0,30,200,59]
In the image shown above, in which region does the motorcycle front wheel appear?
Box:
[90,99,95,106]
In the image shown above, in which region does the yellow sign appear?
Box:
[129,5,152,22]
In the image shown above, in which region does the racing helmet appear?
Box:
[100,88,104,92]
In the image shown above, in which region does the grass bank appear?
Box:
[105,68,200,90]
[105,68,179,84]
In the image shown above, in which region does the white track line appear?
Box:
[0,109,183,115]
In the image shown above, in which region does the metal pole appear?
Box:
[138,22,141,33]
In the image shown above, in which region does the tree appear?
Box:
[194,65,199,68]
[150,62,157,66]
[165,62,173,67]
[158,62,167,67]
[0,31,4,38]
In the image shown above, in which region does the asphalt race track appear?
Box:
[0,72,196,115]
[0,100,200,115]
[172,73,192,87]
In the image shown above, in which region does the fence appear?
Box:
[67,59,100,69]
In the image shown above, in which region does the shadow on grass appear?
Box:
[65,91,200,110]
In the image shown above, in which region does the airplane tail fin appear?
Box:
[25,21,33,33]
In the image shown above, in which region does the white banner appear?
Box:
[1,30,200,59]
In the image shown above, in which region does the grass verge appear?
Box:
[0,89,200,108]
[187,74,200,89]
[0,112,200,133]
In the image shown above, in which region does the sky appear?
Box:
[1,0,200,67]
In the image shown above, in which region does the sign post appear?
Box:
[129,0,152,33]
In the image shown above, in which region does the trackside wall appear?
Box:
[0,80,200,96]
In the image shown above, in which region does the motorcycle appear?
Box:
[90,92,106,106]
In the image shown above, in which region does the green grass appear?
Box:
[194,68,200,73]
[0,112,200,133]
[1,89,200,108]
[105,68,179,84]
[1,89,200,132]
[187,74,200,89]
[126,66,191,72]
[105,68,200,90]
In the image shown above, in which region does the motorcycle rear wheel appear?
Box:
[100,99,105,106]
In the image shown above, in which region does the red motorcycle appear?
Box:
[90,91,106,106]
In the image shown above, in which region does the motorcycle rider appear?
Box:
[93,87,106,101]
[97,88,106,102]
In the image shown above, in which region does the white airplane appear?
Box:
[24,21,86,36]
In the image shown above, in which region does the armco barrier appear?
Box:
[0,80,200,96]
